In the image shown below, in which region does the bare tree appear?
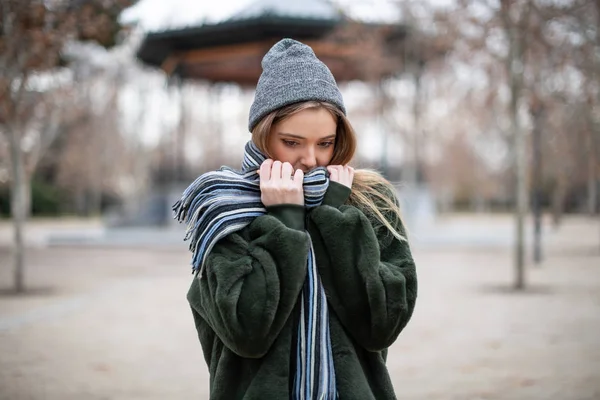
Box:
[422,0,592,286]
[529,0,600,248]
[497,0,532,289]
[0,0,136,293]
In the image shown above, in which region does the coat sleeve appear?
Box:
[308,182,417,352]
[187,205,310,359]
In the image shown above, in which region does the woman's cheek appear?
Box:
[320,150,334,166]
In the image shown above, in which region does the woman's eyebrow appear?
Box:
[278,133,336,140]
[278,132,305,140]
[319,134,336,140]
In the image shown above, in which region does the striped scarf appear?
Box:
[173,141,337,399]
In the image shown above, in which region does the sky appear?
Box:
[121,0,409,31]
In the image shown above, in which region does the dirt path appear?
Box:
[1,216,599,399]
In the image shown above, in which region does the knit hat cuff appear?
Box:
[248,79,346,132]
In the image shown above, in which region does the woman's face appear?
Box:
[267,107,338,173]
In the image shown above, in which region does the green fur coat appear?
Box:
[187,182,418,399]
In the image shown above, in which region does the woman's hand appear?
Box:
[259,159,305,207]
[327,165,354,189]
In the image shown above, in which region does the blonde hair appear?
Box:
[251,101,406,242]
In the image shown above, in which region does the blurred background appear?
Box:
[1,0,599,399]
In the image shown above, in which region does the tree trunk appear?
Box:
[6,125,28,293]
[413,64,424,185]
[531,103,544,264]
[376,80,389,178]
[513,72,527,290]
[503,0,528,290]
[176,78,187,182]
[551,174,567,228]
[594,0,600,251]
[587,125,598,216]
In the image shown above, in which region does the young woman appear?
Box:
[174,38,417,400]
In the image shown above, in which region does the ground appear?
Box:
[0,214,599,400]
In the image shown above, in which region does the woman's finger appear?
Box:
[271,161,282,182]
[347,166,355,185]
[282,162,294,180]
[293,169,304,188]
[260,159,273,181]
[328,166,339,183]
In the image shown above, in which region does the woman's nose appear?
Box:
[301,147,317,169]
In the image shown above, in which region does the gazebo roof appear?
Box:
[136,0,407,85]
[228,0,343,21]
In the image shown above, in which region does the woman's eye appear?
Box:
[319,142,334,148]
[283,140,299,147]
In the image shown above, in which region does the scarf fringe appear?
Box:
[172,167,263,274]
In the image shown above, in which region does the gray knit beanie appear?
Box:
[248,38,346,132]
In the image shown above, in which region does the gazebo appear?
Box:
[136,0,409,85]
